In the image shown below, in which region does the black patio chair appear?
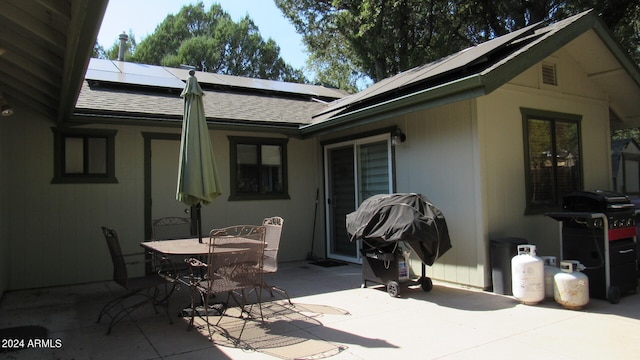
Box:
[97,226,176,334]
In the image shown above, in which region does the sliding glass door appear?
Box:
[324,134,393,262]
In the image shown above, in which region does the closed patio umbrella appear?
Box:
[177,70,221,243]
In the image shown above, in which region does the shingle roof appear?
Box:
[75,81,330,126]
[73,58,346,128]
[302,9,640,134]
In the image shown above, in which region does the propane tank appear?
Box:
[541,256,561,300]
[397,246,410,282]
[511,244,544,304]
[554,260,589,310]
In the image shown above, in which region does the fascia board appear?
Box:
[300,75,486,136]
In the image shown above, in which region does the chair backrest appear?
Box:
[101,226,127,287]
[262,217,284,273]
[205,225,266,291]
[152,216,192,240]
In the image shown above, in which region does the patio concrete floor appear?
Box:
[1,261,640,359]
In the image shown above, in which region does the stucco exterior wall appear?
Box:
[2,119,319,290]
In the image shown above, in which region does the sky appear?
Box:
[97,0,308,71]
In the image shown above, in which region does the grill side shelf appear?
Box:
[545,212,605,221]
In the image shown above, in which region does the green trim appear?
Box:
[142,132,181,242]
[520,108,582,122]
[521,108,583,215]
[320,126,397,146]
[301,76,486,137]
[51,127,118,184]
[70,112,303,136]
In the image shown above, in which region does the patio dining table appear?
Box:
[141,237,265,255]
[142,235,267,328]
[141,237,265,280]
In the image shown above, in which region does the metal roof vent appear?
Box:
[542,62,557,86]
[117,32,128,61]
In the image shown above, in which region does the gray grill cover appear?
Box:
[346,193,452,266]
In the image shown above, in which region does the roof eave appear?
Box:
[69,110,304,136]
[300,75,486,137]
[58,0,109,124]
[482,10,640,94]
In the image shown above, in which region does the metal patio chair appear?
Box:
[150,216,193,276]
[258,216,292,304]
[184,225,266,339]
[97,227,176,335]
[151,216,192,240]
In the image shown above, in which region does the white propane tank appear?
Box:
[541,256,561,300]
[511,244,544,304]
[397,246,410,282]
[554,260,589,310]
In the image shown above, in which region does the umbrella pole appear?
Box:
[196,203,203,243]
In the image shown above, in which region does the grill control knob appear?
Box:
[593,218,604,229]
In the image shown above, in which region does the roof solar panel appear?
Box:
[86,58,186,89]
[113,61,178,79]
[85,69,186,89]
[86,58,347,99]
[313,21,544,118]
[165,67,346,98]
[164,68,233,86]
[88,58,120,72]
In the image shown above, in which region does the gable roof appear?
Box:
[301,9,640,136]
[0,0,107,122]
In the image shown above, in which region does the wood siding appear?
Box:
[0,118,320,289]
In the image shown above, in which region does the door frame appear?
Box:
[323,131,395,263]
[142,132,182,241]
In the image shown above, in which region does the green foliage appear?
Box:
[276,0,640,90]
[612,128,640,143]
[129,2,306,83]
[92,41,106,59]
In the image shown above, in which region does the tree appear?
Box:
[612,128,640,143]
[276,0,640,89]
[131,2,306,83]
[92,41,106,59]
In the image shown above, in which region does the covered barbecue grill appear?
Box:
[346,193,452,296]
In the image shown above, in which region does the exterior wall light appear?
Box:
[1,103,13,117]
[392,128,406,146]
[0,93,13,117]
